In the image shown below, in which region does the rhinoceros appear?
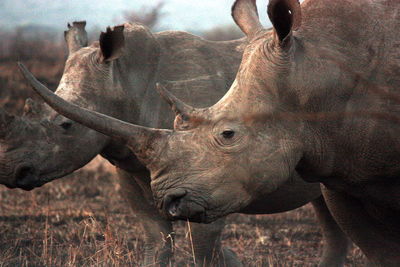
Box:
[16,19,351,267]
[22,0,400,265]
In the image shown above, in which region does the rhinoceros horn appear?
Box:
[156,83,206,130]
[155,83,198,118]
[18,62,171,162]
[0,108,15,139]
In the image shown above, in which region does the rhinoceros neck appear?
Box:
[298,0,393,85]
[293,0,400,183]
[294,0,399,115]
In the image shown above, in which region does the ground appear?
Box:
[0,157,366,267]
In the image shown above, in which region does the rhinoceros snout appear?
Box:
[162,189,206,222]
[14,164,40,190]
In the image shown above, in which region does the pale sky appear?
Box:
[0,0,272,32]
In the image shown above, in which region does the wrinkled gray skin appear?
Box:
[16,17,351,267]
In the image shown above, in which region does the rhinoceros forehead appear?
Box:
[242,30,274,55]
[65,47,98,70]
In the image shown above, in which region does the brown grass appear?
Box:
[0,157,366,266]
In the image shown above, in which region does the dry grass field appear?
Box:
[0,157,366,267]
[0,30,366,267]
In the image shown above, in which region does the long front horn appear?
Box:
[18,63,171,160]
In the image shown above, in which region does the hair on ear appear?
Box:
[99,25,125,62]
[267,0,302,44]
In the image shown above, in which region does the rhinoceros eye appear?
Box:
[221,130,235,139]
[60,121,73,130]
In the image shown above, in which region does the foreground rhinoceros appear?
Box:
[21,0,400,265]
[17,19,351,267]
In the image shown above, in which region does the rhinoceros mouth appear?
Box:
[14,164,42,191]
[167,209,208,223]
[3,183,17,190]
[159,189,211,223]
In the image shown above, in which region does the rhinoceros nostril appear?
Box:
[162,189,187,218]
[168,198,182,217]
[14,165,39,190]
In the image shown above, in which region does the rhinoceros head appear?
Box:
[0,110,31,189]
[19,0,306,221]
[0,100,102,190]
[150,0,304,222]
[0,22,135,190]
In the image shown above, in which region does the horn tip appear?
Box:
[17,61,26,71]
[155,82,166,93]
[17,62,29,77]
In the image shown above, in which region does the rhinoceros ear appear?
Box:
[23,98,42,117]
[99,25,125,63]
[232,0,264,39]
[64,21,88,54]
[268,0,302,46]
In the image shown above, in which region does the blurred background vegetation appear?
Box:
[0,2,243,114]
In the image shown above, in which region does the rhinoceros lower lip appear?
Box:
[14,164,41,190]
[166,198,208,223]
[167,203,208,223]
[169,211,207,223]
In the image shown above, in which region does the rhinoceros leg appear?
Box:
[321,185,400,267]
[311,196,350,267]
[190,219,242,267]
[117,168,173,266]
